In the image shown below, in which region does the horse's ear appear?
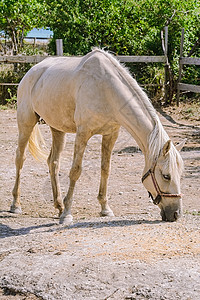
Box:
[162,140,171,156]
[176,138,187,152]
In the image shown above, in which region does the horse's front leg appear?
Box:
[98,130,119,217]
[59,128,91,225]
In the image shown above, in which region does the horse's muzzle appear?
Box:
[161,206,182,222]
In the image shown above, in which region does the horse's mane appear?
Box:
[91,48,183,172]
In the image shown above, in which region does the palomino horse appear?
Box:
[11,49,185,224]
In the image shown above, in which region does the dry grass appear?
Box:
[163,100,200,124]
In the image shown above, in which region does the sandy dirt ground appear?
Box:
[0,108,200,300]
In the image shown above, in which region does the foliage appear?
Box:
[45,0,200,103]
[5,87,17,107]
[0,0,46,53]
[0,0,200,105]
[46,0,200,56]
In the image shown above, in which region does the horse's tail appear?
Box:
[28,124,48,161]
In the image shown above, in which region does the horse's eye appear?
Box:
[163,174,171,181]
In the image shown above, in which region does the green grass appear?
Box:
[0,104,9,110]
[185,210,200,216]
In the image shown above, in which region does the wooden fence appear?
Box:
[0,53,168,102]
[177,28,200,105]
[3,27,200,105]
[0,54,167,64]
[0,28,169,104]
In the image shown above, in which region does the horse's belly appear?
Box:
[32,94,77,133]
[45,116,77,133]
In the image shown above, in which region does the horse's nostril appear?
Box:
[174,211,179,220]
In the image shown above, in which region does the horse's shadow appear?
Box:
[0,215,163,238]
[66,218,162,230]
[0,221,56,239]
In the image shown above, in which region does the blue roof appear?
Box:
[26,28,53,38]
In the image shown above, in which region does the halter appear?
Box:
[142,161,182,205]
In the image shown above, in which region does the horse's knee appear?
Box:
[48,155,59,174]
[15,148,26,170]
[69,165,82,182]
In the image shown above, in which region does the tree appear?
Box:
[0,0,47,53]
[1,0,199,103]
[46,0,134,55]
[46,0,200,103]
[46,0,200,56]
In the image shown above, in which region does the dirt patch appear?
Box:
[0,109,200,299]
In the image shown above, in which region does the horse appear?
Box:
[11,48,185,225]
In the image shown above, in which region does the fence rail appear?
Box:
[178,83,200,93]
[0,55,48,64]
[180,57,200,66]
[117,55,166,63]
[177,28,200,105]
[0,54,167,64]
[0,82,19,86]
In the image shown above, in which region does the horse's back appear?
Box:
[17,50,119,133]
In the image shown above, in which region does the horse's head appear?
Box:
[142,139,185,222]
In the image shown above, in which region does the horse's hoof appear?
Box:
[59,214,73,226]
[100,209,115,217]
[10,205,22,214]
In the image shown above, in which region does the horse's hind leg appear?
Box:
[98,130,119,217]
[11,112,38,213]
[47,127,65,216]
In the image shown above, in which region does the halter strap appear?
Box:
[141,169,152,183]
[142,162,182,205]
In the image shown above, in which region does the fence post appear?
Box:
[177,28,184,106]
[56,39,63,56]
[33,37,36,48]
[164,26,169,104]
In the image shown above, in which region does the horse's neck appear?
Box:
[117,98,170,170]
[115,95,155,155]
